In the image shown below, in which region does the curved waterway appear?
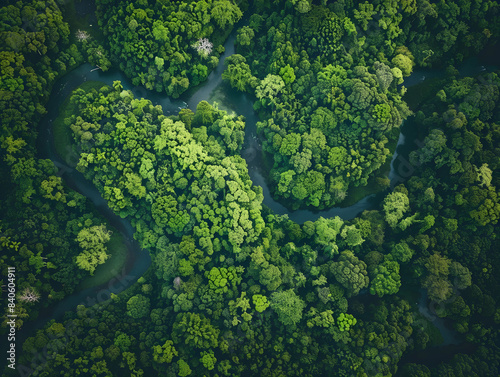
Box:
[18,22,498,369]
[39,35,498,223]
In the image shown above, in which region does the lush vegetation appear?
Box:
[0,0,126,330]
[223,0,500,210]
[1,0,500,377]
[95,0,244,96]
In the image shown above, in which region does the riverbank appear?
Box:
[53,80,106,166]
[78,231,128,290]
[341,126,400,206]
[52,79,130,291]
[404,76,447,111]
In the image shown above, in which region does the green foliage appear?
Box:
[114,332,132,352]
[126,294,150,319]
[340,224,365,247]
[177,359,192,376]
[279,64,296,84]
[206,266,238,294]
[222,54,256,92]
[255,74,285,107]
[173,292,194,312]
[270,289,306,326]
[331,250,369,296]
[337,313,357,332]
[7,3,500,377]
[369,260,401,297]
[306,308,336,328]
[313,216,343,255]
[419,214,435,233]
[211,0,243,29]
[252,294,270,312]
[383,191,410,228]
[172,312,220,350]
[259,264,282,291]
[237,26,255,46]
[193,100,215,126]
[390,241,414,263]
[199,350,217,371]
[152,340,178,364]
[68,85,265,260]
[95,0,243,95]
[75,224,112,275]
[392,54,414,76]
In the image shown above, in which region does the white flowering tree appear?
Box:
[75,29,91,42]
[192,38,213,58]
[18,287,40,303]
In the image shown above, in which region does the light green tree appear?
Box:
[337,313,357,332]
[383,192,410,228]
[255,74,285,107]
[75,224,112,274]
[392,54,414,76]
[369,260,401,297]
[152,340,177,364]
[200,351,217,371]
[252,294,270,312]
[211,0,243,29]
[236,26,254,46]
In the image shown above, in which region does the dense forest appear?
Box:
[1,0,500,376]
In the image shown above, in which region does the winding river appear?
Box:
[16,16,498,370]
